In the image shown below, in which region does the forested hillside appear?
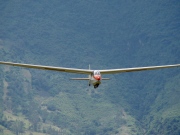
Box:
[0,0,180,135]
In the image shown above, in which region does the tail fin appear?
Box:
[70,65,110,80]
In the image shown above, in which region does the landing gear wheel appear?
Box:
[94,84,99,89]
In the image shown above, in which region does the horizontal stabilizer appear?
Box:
[70,78,90,80]
[70,78,110,80]
[102,78,110,80]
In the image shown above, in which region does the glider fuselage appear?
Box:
[89,70,102,88]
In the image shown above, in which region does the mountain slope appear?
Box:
[0,0,180,134]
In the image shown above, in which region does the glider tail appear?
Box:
[70,65,91,80]
[70,65,110,80]
[70,78,90,80]
[102,78,110,80]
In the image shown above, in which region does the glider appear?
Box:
[0,61,180,88]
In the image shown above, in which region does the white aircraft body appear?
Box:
[0,61,180,88]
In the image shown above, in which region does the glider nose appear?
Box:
[94,75,101,80]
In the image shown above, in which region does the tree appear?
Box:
[10,120,25,135]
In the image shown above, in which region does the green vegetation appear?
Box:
[0,0,180,134]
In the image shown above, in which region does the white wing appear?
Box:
[0,61,93,74]
[0,61,179,75]
[99,64,180,74]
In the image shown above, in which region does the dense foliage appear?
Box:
[0,0,180,134]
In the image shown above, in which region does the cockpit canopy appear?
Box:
[93,70,101,75]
